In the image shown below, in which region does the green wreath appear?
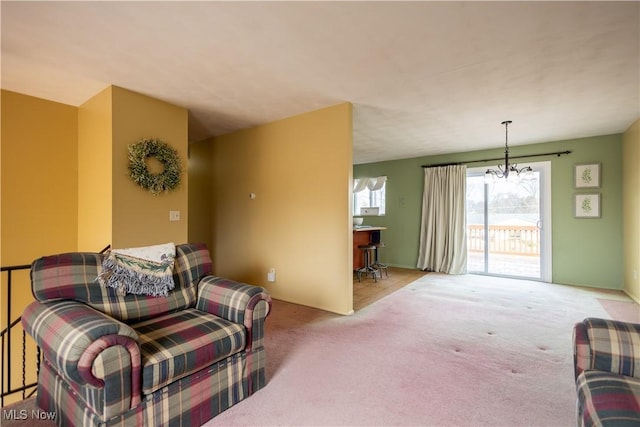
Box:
[128,138,182,195]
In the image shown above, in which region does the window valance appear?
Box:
[353,176,387,193]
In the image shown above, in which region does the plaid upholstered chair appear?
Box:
[573,317,640,427]
[22,243,272,426]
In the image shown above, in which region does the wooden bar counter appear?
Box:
[353,226,386,270]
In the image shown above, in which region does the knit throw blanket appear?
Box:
[97,243,176,297]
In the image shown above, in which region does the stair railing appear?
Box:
[1,263,36,407]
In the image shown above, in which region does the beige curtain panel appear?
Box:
[417,165,467,274]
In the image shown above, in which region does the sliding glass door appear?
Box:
[466,162,551,281]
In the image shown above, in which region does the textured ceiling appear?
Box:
[2,1,638,164]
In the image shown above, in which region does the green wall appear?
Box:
[354,133,623,289]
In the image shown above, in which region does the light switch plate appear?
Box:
[169,211,180,221]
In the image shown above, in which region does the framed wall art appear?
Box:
[574,193,601,218]
[574,163,601,188]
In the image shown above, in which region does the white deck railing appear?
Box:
[467,224,540,256]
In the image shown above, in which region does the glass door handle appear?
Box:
[536,220,543,230]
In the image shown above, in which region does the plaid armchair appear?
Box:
[22,243,272,427]
[572,317,640,427]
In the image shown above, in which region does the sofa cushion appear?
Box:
[585,317,640,378]
[30,243,212,323]
[576,370,640,427]
[131,308,245,394]
[173,243,213,289]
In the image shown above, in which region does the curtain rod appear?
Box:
[421,150,571,168]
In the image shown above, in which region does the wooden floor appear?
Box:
[353,267,428,311]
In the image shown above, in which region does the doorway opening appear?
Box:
[466,161,551,281]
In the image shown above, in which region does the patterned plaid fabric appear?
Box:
[574,321,591,380]
[21,300,139,388]
[197,276,272,350]
[584,317,640,378]
[573,318,640,427]
[36,348,267,426]
[249,299,270,351]
[31,252,105,301]
[30,243,212,323]
[131,308,245,394]
[576,370,640,427]
[24,243,271,426]
[39,350,138,422]
[173,243,212,289]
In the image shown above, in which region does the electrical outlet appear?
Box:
[267,268,276,282]
[169,211,180,221]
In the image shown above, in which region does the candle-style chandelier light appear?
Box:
[485,120,532,182]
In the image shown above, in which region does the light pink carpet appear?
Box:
[5,274,637,426]
[597,297,640,323]
[206,274,638,427]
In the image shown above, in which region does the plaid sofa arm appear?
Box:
[580,317,640,379]
[573,321,592,380]
[576,370,640,427]
[196,276,272,350]
[22,300,142,409]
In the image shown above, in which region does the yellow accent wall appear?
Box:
[78,87,113,251]
[209,103,354,315]
[1,90,79,263]
[2,87,187,402]
[188,139,213,251]
[110,87,189,248]
[1,90,78,403]
[623,118,640,303]
[6,86,188,255]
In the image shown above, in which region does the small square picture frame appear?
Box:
[574,193,601,218]
[574,163,601,188]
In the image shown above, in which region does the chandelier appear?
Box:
[485,120,532,182]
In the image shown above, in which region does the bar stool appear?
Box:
[356,244,379,282]
[371,242,389,278]
[369,230,388,278]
